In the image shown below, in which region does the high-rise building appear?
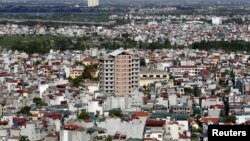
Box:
[88,0,99,7]
[99,49,140,96]
[212,17,222,25]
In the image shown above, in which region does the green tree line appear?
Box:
[192,40,250,51]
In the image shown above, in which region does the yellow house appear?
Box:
[15,53,22,61]
[82,57,99,66]
[70,70,83,79]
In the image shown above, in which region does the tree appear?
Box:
[194,85,201,97]
[184,87,193,95]
[20,136,30,141]
[172,59,179,66]
[109,109,123,118]
[18,106,32,116]
[191,134,198,141]
[33,97,42,104]
[33,60,41,66]
[78,111,90,120]
[33,97,47,107]
[82,71,92,79]
[220,109,225,117]
[192,40,250,52]
[143,84,151,98]
[140,58,146,67]
[221,70,230,77]
[69,76,82,87]
[224,115,236,123]
[106,135,112,141]
[230,70,235,78]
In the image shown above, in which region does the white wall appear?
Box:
[177,120,189,131]
[98,117,146,139]
[236,115,250,124]
[169,94,177,106]
[170,124,179,140]
[87,100,103,115]
[39,84,49,98]
[87,85,99,94]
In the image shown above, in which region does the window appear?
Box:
[156,75,160,78]
[143,75,147,78]
[158,135,162,138]
[163,75,167,78]
[149,75,153,77]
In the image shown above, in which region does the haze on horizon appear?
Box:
[1,0,250,4]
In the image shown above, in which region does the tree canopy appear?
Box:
[192,40,250,51]
[18,106,32,116]
[109,109,123,118]
[224,115,236,123]
[33,97,47,107]
[78,111,90,120]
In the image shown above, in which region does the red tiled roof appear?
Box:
[161,93,168,99]
[47,113,62,120]
[200,69,210,75]
[61,101,67,105]
[0,72,7,77]
[146,120,166,127]
[134,111,150,117]
[202,117,219,124]
[0,121,8,125]
[172,121,179,125]
[64,124,80,130]
[46,132,59,137]
[246,120,250,125]
[223,122,235,125]
[179,134,190,139]
[209,96,218,99]
[83,57,98,62]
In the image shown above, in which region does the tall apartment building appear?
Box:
[88,0,99,7]
[99,49,140,96]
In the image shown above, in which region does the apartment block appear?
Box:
[99,49,140,96]
[88,0,99,7]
